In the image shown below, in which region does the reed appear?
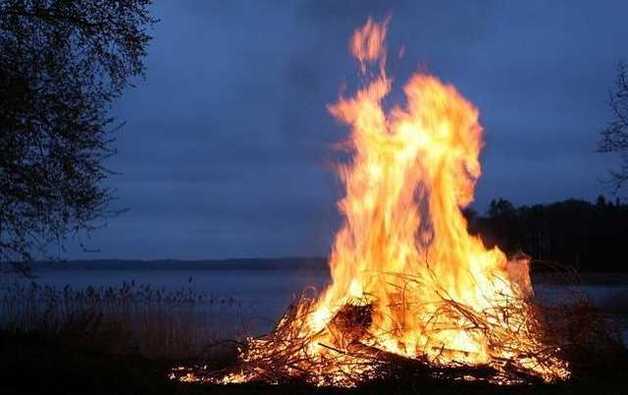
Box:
[0,278,246,359]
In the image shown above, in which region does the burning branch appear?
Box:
[168,18,625,388]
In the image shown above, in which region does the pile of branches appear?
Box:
[170,272,624,388]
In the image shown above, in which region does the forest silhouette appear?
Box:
[467,196,628,272]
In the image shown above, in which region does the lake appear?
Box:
[11,260,628,344]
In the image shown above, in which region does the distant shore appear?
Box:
[29,257,329,272]
[27,259,628,284]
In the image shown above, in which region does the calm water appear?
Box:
[22,263,628,343]
[24,264,329,335]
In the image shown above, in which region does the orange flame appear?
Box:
[311,18,566,380]
[217,18,569,386]
[350,17,388,74]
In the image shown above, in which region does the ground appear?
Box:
[1,331,626,395]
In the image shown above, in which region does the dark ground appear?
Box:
[2,331,627,395]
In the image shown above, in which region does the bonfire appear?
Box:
[172,18,576,387]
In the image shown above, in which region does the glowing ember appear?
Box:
[176,18,570,387]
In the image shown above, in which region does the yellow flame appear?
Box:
[308,18,567,380]
[214,18,569,386]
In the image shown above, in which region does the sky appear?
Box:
[65,0,628,260]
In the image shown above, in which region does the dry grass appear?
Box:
[0,278,246,359]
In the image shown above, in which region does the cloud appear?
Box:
[62,0,627,259]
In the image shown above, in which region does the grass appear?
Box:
[1,277,627,394]
[0,278,247,359]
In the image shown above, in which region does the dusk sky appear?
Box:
[66,1,627,260]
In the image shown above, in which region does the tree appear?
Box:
[487,198,516,219]
[599,61,628,194]
[0,0,156,273]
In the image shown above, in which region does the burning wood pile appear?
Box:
[169,18,622,388]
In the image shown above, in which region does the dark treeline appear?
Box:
[465,196,628,272]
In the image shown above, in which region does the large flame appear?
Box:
[315,18,522,359]
[212,18,569,386]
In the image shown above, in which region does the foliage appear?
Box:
[0,0,156,272]
[468,196,628,271]
[599,61,628,193]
